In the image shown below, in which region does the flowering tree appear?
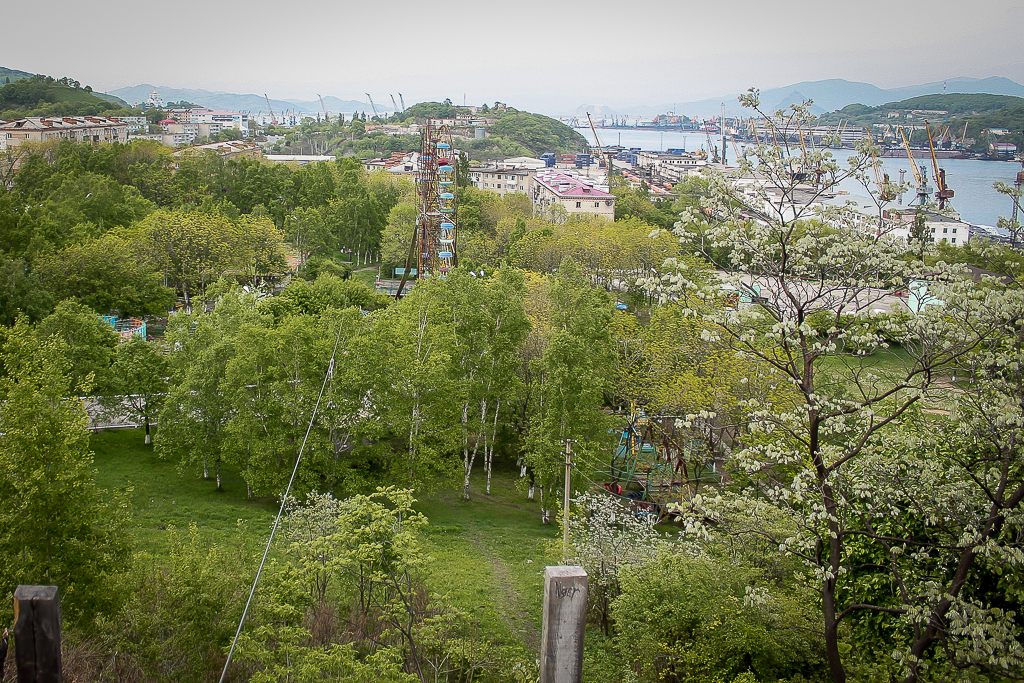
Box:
[646,90,1018,682]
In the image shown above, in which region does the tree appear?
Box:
[35,299,119,395]
[124,209,241,309]
[361,280,461,488]
[437,268,529,499]
[35,234,174,316]
[993,178,1024,248]
[908,209,931,260]
[285,207,335,268]
[522,258,616,521]
[650,90,1007,683]
[0,252,53,326]
[0,318,132,621]
[106,336,169,444]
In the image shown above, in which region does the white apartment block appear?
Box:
[470,167,534,197]
[532,170,616,219]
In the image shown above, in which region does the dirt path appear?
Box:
[467,529,541,653]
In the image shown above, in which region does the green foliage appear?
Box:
[106,336,169,443]
[612,548,826,683]
[35,299,119,394]
[487,110,588,156]
[0,251,52,325]
[402,101,471,121]
[0,73,126,118]
[35,234,174,316]
[101,522,254,681]
[0,318,132,622]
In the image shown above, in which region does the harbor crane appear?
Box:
[864,128,896,202]
[318,94,329,119]
[365,93,380,119]
[586,112,616,179]
[264,94,278,126]
[390,94,400,117]
[898,125,932,206]
[925,120,954,210]
[701,120,719,163]
[398,93,406,114]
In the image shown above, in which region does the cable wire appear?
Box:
[218,320,345,683]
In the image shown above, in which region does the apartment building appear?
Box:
[0,116,129,149]
[531,170,615,219]
[470,167,534,196]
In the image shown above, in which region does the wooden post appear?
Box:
[13,585,62,683]
[540,566,587,683]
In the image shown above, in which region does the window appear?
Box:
[951,238,957,243]
[952,228,957,233]
[594,202,600,207]
[943,228,948,233]
[576,201,582,208]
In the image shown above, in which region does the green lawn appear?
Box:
[816,344,961,412]
[91,427,557,651]
[90,428,278,553]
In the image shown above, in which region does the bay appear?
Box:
[576,127,1022,228]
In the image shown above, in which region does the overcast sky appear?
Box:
[3,0,1021,115]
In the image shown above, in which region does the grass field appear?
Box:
[90,427,557,651]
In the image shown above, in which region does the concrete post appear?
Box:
[540,566,587,683]
[13,585,62,683]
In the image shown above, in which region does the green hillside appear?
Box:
[818,93,1024,128]
[0,74,136,120]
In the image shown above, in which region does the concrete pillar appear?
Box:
[13,585,62,683]
[540,566,587,683]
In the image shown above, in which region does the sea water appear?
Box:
[576,127,1021,229]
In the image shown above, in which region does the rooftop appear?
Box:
[534,170,613,198]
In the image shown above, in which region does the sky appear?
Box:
[3,0,1022,116]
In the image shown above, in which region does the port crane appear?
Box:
[586,112,616,178]
[390,94,400,117]
[925,120,954,210]
[365,93,380,120]
[701,120,719,163]
[864,127,896,202]
[398,93,406,115]
[264,94,278,126]
[318,94,329,120]
[898,125,931,206]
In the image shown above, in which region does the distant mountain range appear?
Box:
[106,84,390,115]
[0,66,34,84]
[576,76,1024,119]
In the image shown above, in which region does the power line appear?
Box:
[218,320,345,683]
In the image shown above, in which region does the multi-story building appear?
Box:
[470,167,534,197]
[531,170,616,219]
[191,110,249,135]
[118,116,147,133]
[634,150,707,184]
[0,116,129,148]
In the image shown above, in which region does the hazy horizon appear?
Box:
[2,0,1021,116]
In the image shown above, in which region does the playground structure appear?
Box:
[395,120,458,297]
[100,315,146,340]
[599,407,720,520]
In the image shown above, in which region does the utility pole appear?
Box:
[562,439,575,563]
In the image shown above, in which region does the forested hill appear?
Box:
[0,74,131,120]
[399,101,587,158]
[818,93,1024,126]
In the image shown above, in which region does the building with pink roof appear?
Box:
[531,170,615,219]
